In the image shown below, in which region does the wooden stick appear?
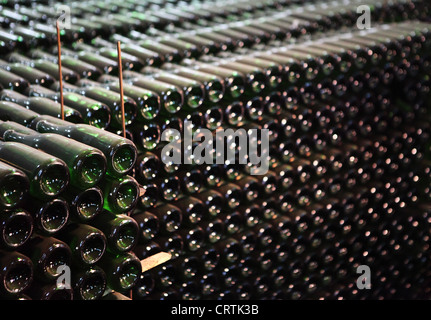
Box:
[140,252,172,273]
[117,41,126,138]
[56,21,65,121]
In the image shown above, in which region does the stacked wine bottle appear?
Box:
[0,0,430,300]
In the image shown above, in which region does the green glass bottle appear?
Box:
[6,51,81,83]
[0,140,69,199]
[57,223,107,266]
[0,160,29,210]
[26,85,112,129]
[23,198,70,235]
[74,86,137,129]
[99,175,140,214]
[160,63,226,103]
[132,210,159,243]
[97,251,141,293]
[91,211,139,254]
[62,186,104,222]
[0,63,55,88]
[146,71,205,110]
[123,70,184,115]
[81,76,161,121]
[29,49,103,80]
[0,68,29,93]
[26,281,73,300]
[181,58,245,99]
[0,89,82,123]
[72,266,107,300]
[0,121,107,189]
[0,209,33,249]
[50,82,137,129]
[0,250,33,295]
[0,101,39,126]
[29,114,137,177]
[19,236,72,283]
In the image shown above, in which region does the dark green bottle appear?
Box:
[0,101,39,126]
[62,186,104,222]
[0,160,29,210]
[91,211,139,254]
[57,223,107,266]
[26,84,112,130]
[22,197,70,235]
[181,58,246,99]
[0,63,55,88]
[0,68,29,93]
[123,70,184,115]
[0,250,33,295]
[0,89,83,123]
[81,76,161,121]
[29,49,103,80]
[99,175,140,214]
[50,82,138,129]
[0,121,107,189]
[0,209,33,249]
[72,266,107,300]
[19,236,72,283]
[141,70,205,109]
[132,210,160,243]
[5,52,81,83]
[0,140,69,199]
[28,114,137,177]
[160,63,226,103]
[97,251,141,292]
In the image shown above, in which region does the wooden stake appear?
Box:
[128,252,172,299]
[56,21,65,121]
[117,41,126,138]
[140,252,172,273]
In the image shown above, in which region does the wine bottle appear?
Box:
[26,281,73,300]
[0,160,29,210]
[57,223,107,266]
[28,49,103,80]
[72,266,107,300]
[132,210,160,243]
[123,70,184,114]
[0,140,69,199]
[0,62,55,88]
[50,82,138,129]
[158,63,225,103]
[172,196,206,226]
[6,52,81,83]
[194,189,225,219]
[29,114,137,177]
[148,203,182,234]
[178,226,205,252]
[94,76,161,121]
[97,251,141,292]
[0,120,107,190]
[0,250,33,295]
[1,89,83,123]
[20,236,71,282]
[91,211,139,254]
[0,68,30,93]
[0,209,33,249]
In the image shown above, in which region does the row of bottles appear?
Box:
[0,0,430,300]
